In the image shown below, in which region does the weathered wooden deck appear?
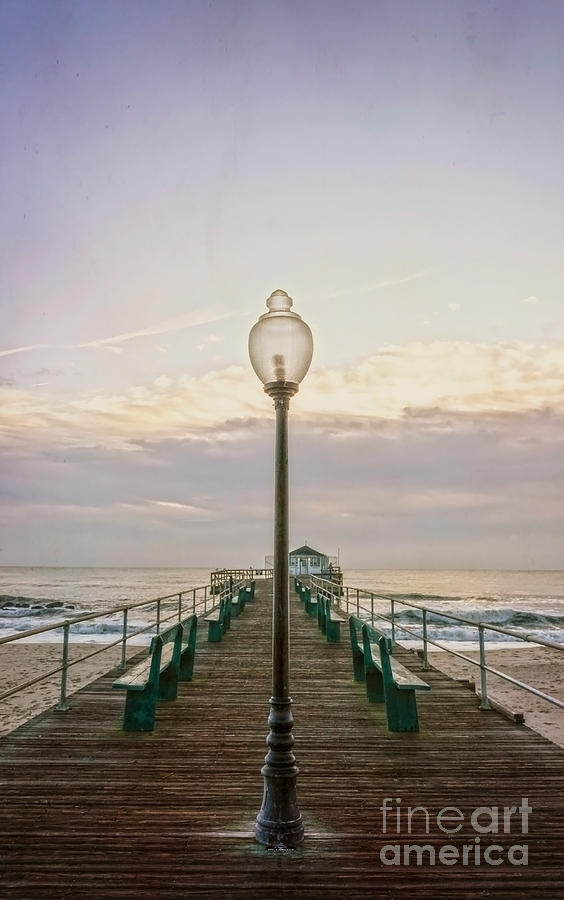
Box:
[1,580,563,898]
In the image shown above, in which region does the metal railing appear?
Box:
[0,580,243,712]
[311,575,564,713]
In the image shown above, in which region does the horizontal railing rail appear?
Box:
[310,575,564,713]
[0,577,250,712]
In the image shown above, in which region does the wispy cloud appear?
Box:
[194,333,224,352]
[0,343,51,359]
[522,296,539,304]
[120,500,212,517]
[0,307,243,358]
[312,267,434,302]
[75,308,235,350]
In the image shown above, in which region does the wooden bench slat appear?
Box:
[112,660,152,690]
[389,656,431,691]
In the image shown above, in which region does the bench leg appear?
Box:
[158,662,179,701]
[122,687,158,732]
[326,621,340,643]
[207,622,222,642]
[365,666,385,703]
[385,687,419,732]
[352,649,365,682]
[179,648,195,681]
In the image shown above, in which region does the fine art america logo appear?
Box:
[377,797,531,867]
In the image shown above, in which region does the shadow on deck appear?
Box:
[1,580,563,898]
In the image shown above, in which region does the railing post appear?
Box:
[178,593,182,622]
[120,609,128,670]
[192,588,196,614]
[346,586,349,614]
[56,622,71,711]
[370,593,374,625]
[478,624,491,710]
[422,609,429,670]
[204,585,208,612]
[156,598,161,634]
[390,598,396,645]
[356,589,360,616]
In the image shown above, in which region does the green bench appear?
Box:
[231,580,256,617]
[112,615,198,732]
[205,593,232,641]
[317,594,346,642]
[349,615,383,683]
[362,624,430,732]
[301,585,318,617]
[231,586,247,618]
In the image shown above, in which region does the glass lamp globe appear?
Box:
[248,290,314,394]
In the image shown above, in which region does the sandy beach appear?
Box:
[0,642,145,738]
[1,640,563,747]
[427,645,564,748]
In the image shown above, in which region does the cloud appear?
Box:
[75,307,235,350]
[2,388,564,567]
[314,267,434,302]
[303,340,564,423]
[522,296,539,304]
[0,343,51,359]
[2,341,564,451]
[0,307,243,358]
[102,345,124,355]
[148,500,211,516]
[193,333,224,352]
[448,303,461,311]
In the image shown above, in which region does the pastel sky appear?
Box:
[1,0,564,568]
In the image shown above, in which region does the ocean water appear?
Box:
[0,567,211,645]
[341,568,564,650]
[1,566,564,649]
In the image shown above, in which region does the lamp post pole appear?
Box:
[248,290,313,850]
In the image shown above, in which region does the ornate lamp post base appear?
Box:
[255,696,304,848]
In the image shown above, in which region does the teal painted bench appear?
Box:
[231,580,256,616]
[231,586,247,618]
[301,586,318,617]
[317,594,326,632]
[205,593,232,641]
[348,615,383,683]
[325,600,345,643]
[362,624,430,732]
[317,595,345,642]
[112,615,198,732]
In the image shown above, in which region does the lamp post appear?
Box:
[248,289,313,849]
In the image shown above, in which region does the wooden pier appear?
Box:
[1,579,563,898]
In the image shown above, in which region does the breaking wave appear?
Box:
[365,604,564,644]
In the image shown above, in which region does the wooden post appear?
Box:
[55,622,71,712]
[120,609,128,670]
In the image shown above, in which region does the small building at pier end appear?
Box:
[265,544,342,585]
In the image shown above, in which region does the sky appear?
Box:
[1,0,564,569]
